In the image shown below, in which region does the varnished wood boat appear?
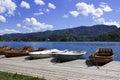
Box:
[89,48,114,66]
[5,50,29,58]
[4,46,33,57]
[19,46,33,52]
[0,46,15,55]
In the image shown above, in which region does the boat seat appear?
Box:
[96,48,113,56]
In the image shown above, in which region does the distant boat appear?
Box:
[52,50,86,62]
[89,48,114,66]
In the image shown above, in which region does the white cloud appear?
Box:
[0,15,6,22]
[20,1,30,9]
[103,20,120,27]
[69,11,79,17]
[34,0,45,6]
[100,2,112,12]
[72,2,118,27]
[0,7,6,14]
[34,9,50,16]
[17,23,21,27]
[0,0,17,15]
[45,9,50,13]
[93,8,103,17]
[93,17,105,23]
[18,17,53,31]
[48,3,56,9]
[94,17,120,28]
[63,14,69,18]
[76,2,95,16]
[23,26,33,32]
[70,2,112,18]
[0,29,20,35]
[34,12,44,16]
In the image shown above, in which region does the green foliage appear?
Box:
[49,35,77,41]
[0,36,4,41]
[94,28,120,41]
[0,71,46,80]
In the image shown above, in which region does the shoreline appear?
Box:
[0,55,120,80]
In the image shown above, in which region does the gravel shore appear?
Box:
[0,55,120,80]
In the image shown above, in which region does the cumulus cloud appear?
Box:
[94,17,120,27]
[75,2,94,16]
[0,29,20,35]
[100,2,112,12]
[20,1,30,9]
[34,0,45,6]
[0,0,17,15]
[70,2,112,18]
[34,12,44,16]
[93,8,103,17]
[93,17,104,23]
[103,21,120,27]
[69,11,79,17]
[18,17,53,31]
[0,15,6,22]
[70,2,120,27]
[48,3,56,9]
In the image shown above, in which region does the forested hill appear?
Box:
[94,28,120,41]
[2,24,117,41]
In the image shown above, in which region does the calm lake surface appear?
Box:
[0,42,120,61]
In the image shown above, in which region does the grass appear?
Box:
[0,71,46,80]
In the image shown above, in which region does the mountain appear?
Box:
[2,24,117,41]
[53,25,117,37]
[94,28,120,41]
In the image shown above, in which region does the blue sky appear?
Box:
[0,0,120,35]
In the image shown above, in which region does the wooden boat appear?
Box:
[19,46,33,52]
[5,50,29,58]
[4,46,33,57]
[0,49,7,55]
[0,46,15,55]
[89,48,114,66]
[52,50,86,62]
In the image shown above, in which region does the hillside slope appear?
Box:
[3,25,117,41]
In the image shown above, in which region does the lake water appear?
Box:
[0,42,120,61]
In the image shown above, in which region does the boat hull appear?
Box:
[5,51,29,58]
[29,50,52,59]
[0,50,5,55]
[52,54,84,62]
[89,54,113,66]
[89,48,114,66]
[29,54,52,59]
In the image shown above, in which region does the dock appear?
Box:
[0,55,120,80]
